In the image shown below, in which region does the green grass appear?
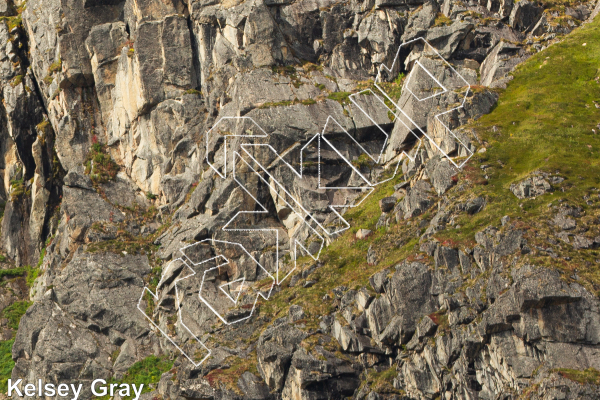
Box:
[0,340,14,393]
[327,91,352,105]
[433,14,600,287]
[433,13,453,27]
[3,301,32,330]
[477,23,600,189]
[0,267,26,280]
[184,89,201,96]
[98,355,174,400]
[85,143,119,184]
[26,265,40,288]
[25,248,46,289]
[259,98,317,109]
[121,356,173,387]
[48,59,62,74]
[10,75,23,87]
[256,173,420,327]
[361,366,403,395]
[9,178,25,200]
[0,264,40,288]
[554,368,600,385]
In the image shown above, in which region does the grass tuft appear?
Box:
[3,301,32,330]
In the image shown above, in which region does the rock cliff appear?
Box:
[0,0,599,399]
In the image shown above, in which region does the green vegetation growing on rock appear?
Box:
[554,368,600,385]
[98,355,174,400]
[48,59,62,74]
[184,89,201,96]
[361,367,404,395]
[9,178,25,200]
[3,301,32,330]
[85,142,119,184]
[0,267,26,280]
[121,355,173,389]
[259,98,317,109]
[0,340,15,393]
[36,120,51,134]
[258,172,419,324]
[9,74,23,87]
[204,354,260,395]
[433,13,453,27]
[327,91,352,105]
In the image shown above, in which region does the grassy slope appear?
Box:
[441,14,600,288]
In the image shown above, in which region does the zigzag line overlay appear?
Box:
[138,37,473,366]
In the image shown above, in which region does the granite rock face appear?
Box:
[0,0,598,399]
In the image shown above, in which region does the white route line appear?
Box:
[138,37,473,365]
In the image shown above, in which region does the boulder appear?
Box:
[509,176,553,198]
[237,372,272,400]
[426,156,457,195]
[480,41,523,88]
[401,181,435,219]
[379,196,397,212]
[356,229,372,239]
[509,1,543,32]
[256,322,306,391]
[0,0,14,16]
[465,197,486,214]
